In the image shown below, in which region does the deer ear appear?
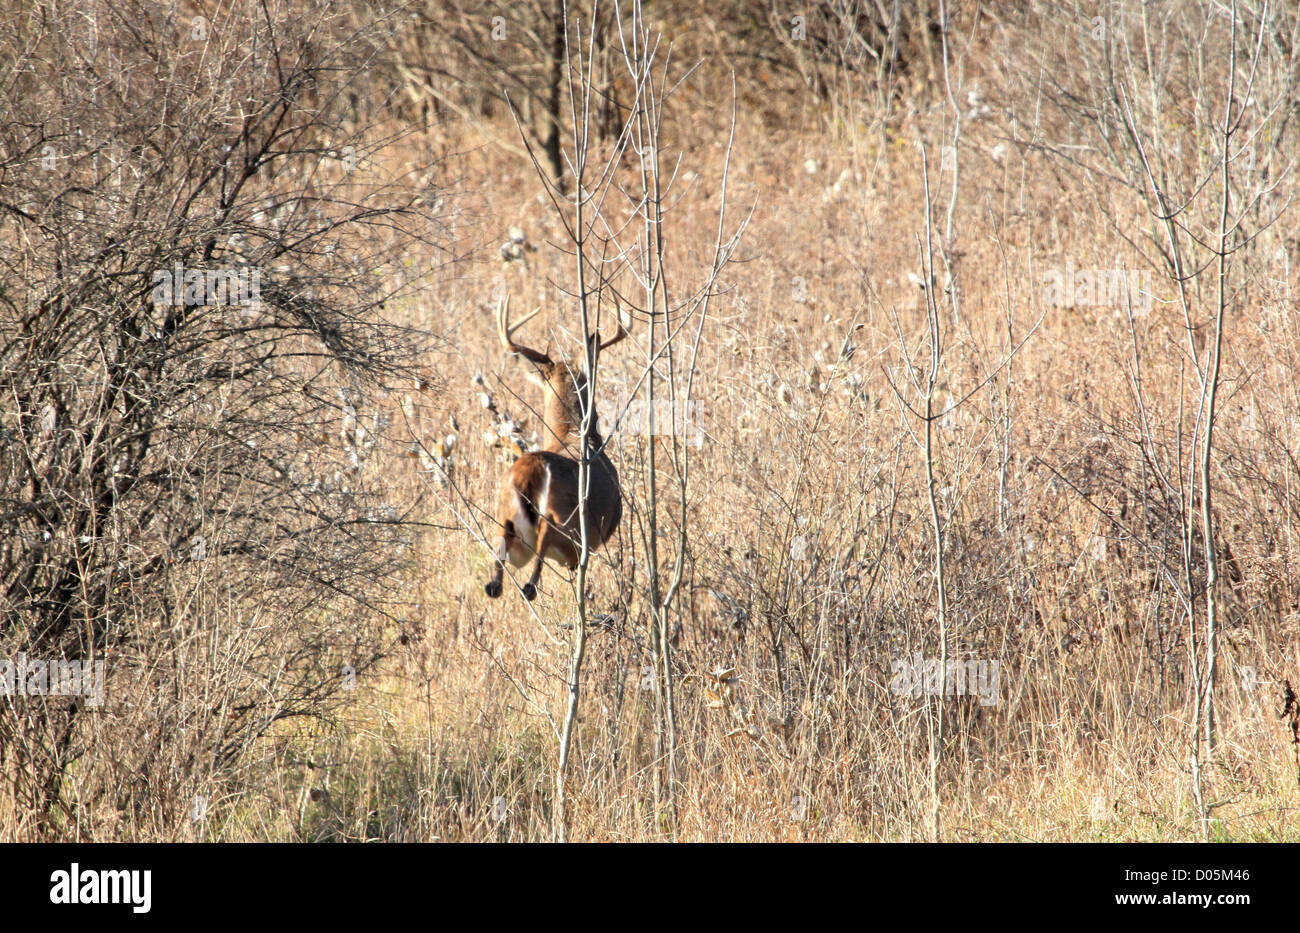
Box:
[524,369,547,391]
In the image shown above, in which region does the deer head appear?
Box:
[497,293,627,454]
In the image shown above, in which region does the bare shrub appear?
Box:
[0,0,440,838]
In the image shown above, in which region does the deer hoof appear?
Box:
[484,579,502,599]
[522,582,537,601]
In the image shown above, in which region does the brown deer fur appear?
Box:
[484,296,627,601]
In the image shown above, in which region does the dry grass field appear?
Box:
[2,0,1299,842]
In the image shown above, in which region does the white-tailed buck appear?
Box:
[484,294,628,601]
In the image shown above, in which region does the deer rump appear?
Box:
[495,450,622,571]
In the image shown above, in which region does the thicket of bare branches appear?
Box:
[0,0,439,838]
[373,0,620,185]
[374,0,951,183]
[997,0,1300,834]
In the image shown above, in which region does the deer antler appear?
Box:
[497,292,551,364]
[595,296,631,352]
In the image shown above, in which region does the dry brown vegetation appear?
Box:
[3,0,1300,841]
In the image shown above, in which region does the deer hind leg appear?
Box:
[521,516,557,601]
[483,518,516,599]
[486,470,541,599]
[521,464,558,600]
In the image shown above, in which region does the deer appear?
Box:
[483,293,628,601]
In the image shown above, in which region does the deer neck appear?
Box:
[540,382,579,452]
[540,372,609,466]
